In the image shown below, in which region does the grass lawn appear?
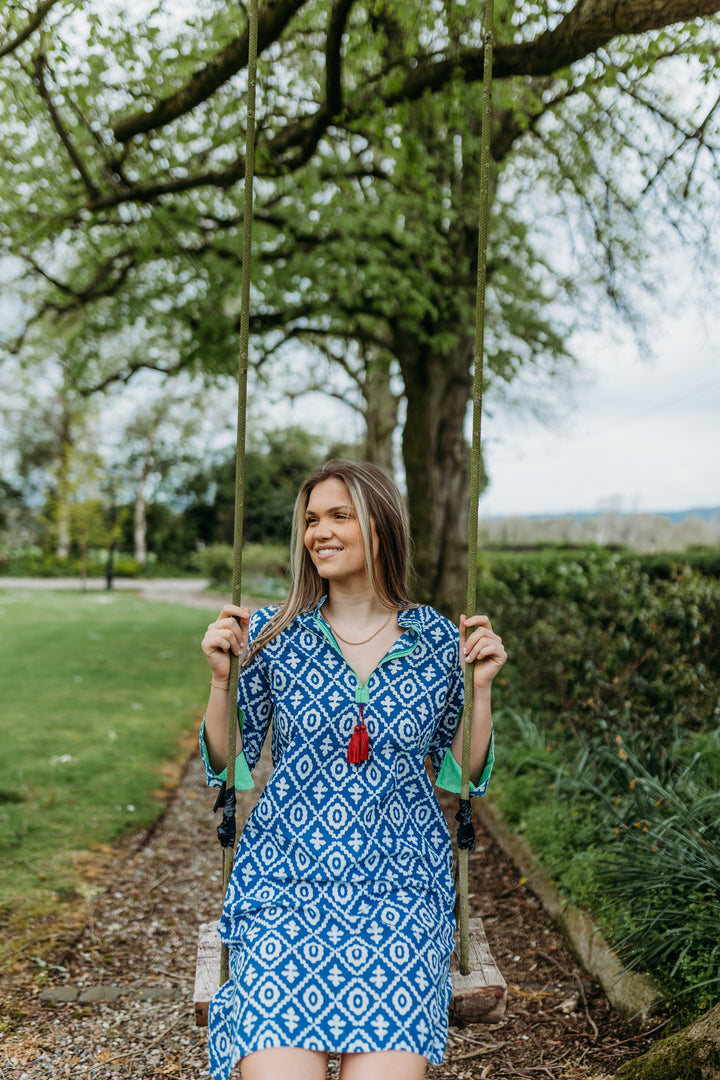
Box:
[0,588,215,975]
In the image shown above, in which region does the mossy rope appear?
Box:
[217,0,494,983]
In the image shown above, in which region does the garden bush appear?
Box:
[1,546,144,578]
[196,544,234,587]
[483,548,720,1016]
[491,707,720,1014]
[196,542,289,596]
[479,548,720,743]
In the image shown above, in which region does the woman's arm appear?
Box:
[200,603,251,774]
[449,614,506,786]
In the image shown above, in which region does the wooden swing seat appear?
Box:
[194,915,506,1028]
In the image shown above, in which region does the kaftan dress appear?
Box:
[201,600,493,1080]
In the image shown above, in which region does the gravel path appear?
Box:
[0,578,223,609]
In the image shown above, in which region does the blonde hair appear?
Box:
[244,460,415,665]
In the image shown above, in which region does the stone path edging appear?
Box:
[475,798,660,1022]
[39,986,182,1003]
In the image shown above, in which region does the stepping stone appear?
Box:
[39,987,80,1002]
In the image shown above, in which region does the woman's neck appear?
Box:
[324,586,391,624]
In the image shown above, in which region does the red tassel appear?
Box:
[347,704,370,763]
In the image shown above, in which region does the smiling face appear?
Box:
[303,477,375,589]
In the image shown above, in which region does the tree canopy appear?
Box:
[1,0,719,608]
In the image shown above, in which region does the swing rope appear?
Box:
[217,0,259,988]
[215,0,494,988]
[457,0,495,977]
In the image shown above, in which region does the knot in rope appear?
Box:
[455,798,476,852]
[214,782,237,849]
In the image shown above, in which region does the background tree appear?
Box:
[260,340,402,473]
[113,390,221,565]
[179,424,354,551]
[1,0,719,609]
[0,354,101,558]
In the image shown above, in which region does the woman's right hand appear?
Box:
[201,604,251,685]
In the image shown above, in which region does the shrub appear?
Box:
[479,549,720,743]
[196,544,235,587]
[634,546,720,581]
[196,543,289,597]
[491,701,720,1015]
[1,546,144,578]
[109,556,141,577]
[598,782,720,1016]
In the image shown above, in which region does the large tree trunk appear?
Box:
[399,337,474,618]
[55,493,71,560]
[362,352,399,473]
[134,496,146,566]
[615,1002,720,1079]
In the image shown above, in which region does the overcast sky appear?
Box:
[476,284,719,518]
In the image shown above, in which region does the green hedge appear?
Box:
[482,547,720,1017]
[479,546,720,742]
[195,543,289,597]
[0,547,141,578]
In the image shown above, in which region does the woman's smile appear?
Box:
[314,544,343,557]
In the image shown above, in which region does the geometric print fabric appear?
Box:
[203,601,487,1080]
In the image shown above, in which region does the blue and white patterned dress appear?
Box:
[201,600,493,1079]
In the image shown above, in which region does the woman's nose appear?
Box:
[314,518,333,539]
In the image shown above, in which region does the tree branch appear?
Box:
[0,0,61,59]
[386,0,720,104]
[256,0,357,172]
[25,249,137,307]
[31,51,100,199]
[77,355,191,396]
[112,0,310,142]
[286,321,393,354]
[85,156,246,211]
[326,0,354,117]
[639,88,720,195]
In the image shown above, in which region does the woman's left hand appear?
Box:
[460,614,507,690]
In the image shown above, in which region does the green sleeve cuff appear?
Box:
[216,750,255,790]
[435,731,494,796]
[199,714,255,791]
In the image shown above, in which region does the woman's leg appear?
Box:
[240,1047,328,1080]
[339,1051,426,1080]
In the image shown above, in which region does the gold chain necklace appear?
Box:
[324,610,395,647]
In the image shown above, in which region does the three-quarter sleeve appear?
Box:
[434,729,494,797]
[427,628,464,776]
[199,607,276,789]
[427,622,494,797]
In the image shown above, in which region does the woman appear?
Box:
[200,460,506,1080]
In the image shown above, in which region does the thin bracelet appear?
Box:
[210,680,230,692]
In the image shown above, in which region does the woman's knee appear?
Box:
[339,1050,427,1080]
[240,1046,328,1080]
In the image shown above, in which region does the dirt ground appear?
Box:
[1,741,669,1080]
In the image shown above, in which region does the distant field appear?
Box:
[0,588,214,973]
